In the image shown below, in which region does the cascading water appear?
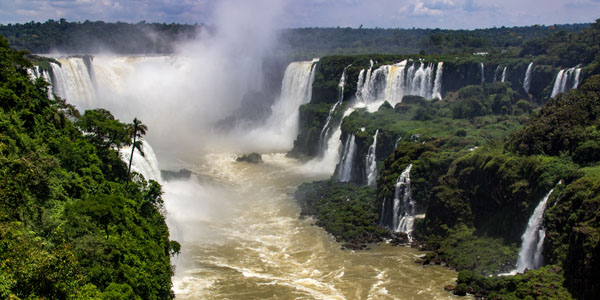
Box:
[515,188,556,273]
[365,130,379,187]
[551,66,582,97]
[337,134,357,182]
[27,65,55,99]
[501,66,507,83]
[355,60,443,112]
[50,57,97,110]
[120,140,163,183]
[318,64,351,154]
[493,66,501,82]
[392,164,417,237]
[523,63,533,93]
[480,63,485,84]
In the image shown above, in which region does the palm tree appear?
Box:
[127,118,148,184]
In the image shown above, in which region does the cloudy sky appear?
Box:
[0,0,598,29]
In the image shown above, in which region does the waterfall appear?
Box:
[337,134,357,182]
[480,63,485,84]
[120,140,162,183]
[501,66,507,83]
[365,130,379,187]
[493,65,501,82]
[551,66,582,97]
[356,60,443,112]
[515,188,556,273]
[391,164,416,237]
[318,64,351,154]
[523,63,533,93]
[432,62,443,100]
[50,58,97,110]
[27,65,54,99]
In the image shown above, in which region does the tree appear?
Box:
[127,118,148,183]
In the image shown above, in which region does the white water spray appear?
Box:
[318,64,351,153]
[523,63,533,93]
[501,66,507,83]
[551,66,581,98]
[515,188,556,273]
[480,63,484,84]
[355,60,442,112]
[391,164,417,238]
[337,134,357,182]
[365,130,379,187]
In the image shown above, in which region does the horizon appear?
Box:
[1,0,598,30]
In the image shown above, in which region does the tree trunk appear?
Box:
[126,123,137,185]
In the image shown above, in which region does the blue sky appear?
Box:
[0,0,598,29]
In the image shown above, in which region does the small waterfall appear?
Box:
[550,66,582,97]
[480,63,485,84]
[432,62,443,99]
[392,164,416,237]
[493,65,501,82]
[523,63,533,93]
[318,64,351,154]
[50,57,97,110]
[337,134,357,182]
[365,130,379,187]
[356,60,443,111]
[515,188,556,273]
[27,65,54,99]
[501,66,507,83]
[120,140,162,183]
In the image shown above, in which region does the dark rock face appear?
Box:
[161,168,192,181]
[236,153,263,164]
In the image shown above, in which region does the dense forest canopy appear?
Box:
[0,36,178,299]
[0,19,590,55]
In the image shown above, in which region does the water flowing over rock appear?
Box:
[365,130,379,187]
[50,57,96,109]
[392,164,417,236]
[355,60,443,112]
[27,65,54,99]
[523,63,533,93]
[337,134,357,182]
[515,187,556,273]
[263,59,319,147]
[120,140,162,183]
[501,66,508,83]
[480,63,485,84]
[318,64,351,154]
[551,66,582,97]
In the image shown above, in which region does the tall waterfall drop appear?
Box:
[523,63,533,93]
[365,130,379,187]
[551,66,582,97]
[120,140,163,183]
[50,57,96,110]
[337,134,357,182]
[355,60,443,112]
[318,64,351,154]
[392,164,417,236]
[501,66,507,83]
[515,188,556,273]
[480,63,485,84]
[493,66,501,82]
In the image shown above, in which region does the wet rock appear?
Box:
[236,152,263,164]
[161,168,192,181]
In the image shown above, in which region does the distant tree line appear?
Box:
[0,19,590,56]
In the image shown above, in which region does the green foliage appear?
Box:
[294,180,387,244]
[457,266,573,299]
[0,36,176,299]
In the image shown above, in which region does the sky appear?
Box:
[0,0,598,29]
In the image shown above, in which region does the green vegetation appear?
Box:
[0,36,177,298]
[294,180,387,246]
[293,21,600,299]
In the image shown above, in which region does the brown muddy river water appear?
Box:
[164,153,466,299]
